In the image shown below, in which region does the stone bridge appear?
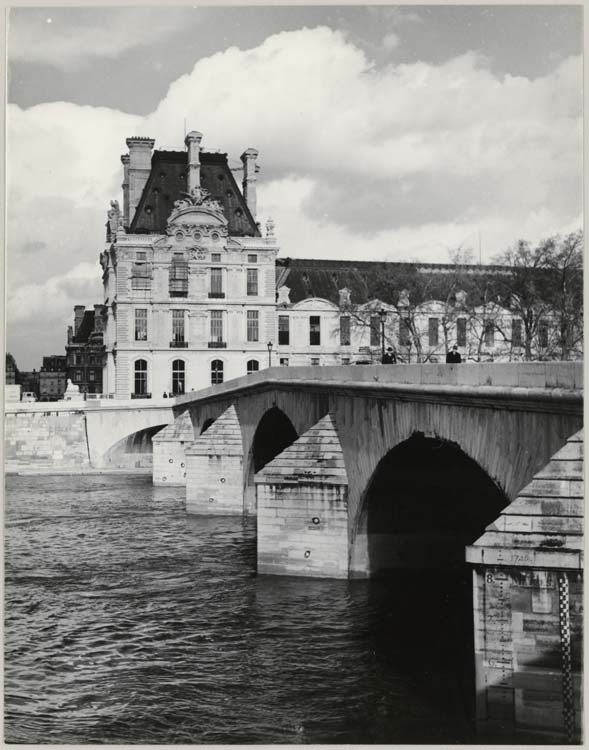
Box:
[5,362,583,742]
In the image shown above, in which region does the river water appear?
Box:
[5,474,476,744]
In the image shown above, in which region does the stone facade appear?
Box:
[101,133,278,399]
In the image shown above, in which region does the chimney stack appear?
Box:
[185,131,203,193]
[125,137,155,225]
[120,154,130,227]
[74,305,86,336]
[240,148,259,219]
[93,304,105,334]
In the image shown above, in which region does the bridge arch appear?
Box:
[103,423,169,469]
[243,406,299,513]
[353,431,509,575]
[350,432,509,730]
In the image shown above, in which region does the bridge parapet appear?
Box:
[175,362,582,410]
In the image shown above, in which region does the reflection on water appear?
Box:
[5,475,475,744]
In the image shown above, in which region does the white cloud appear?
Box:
[9,8,197,68]
[6,26,582,367]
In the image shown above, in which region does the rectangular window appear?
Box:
[280,357,289,366]
[209,268,224,298]
[457,318,467,348]
[341,357,351,365]
[278,315,290,345]
[484,321,495,347]
[370,316,381,347]
[399,318,411,346]
[89,371,96,382]
[247,268,258,296]
[172,310,185,344]
[340,316,351,346]
[132,254,152,290]
[135,308,147,341]
[169,257,188,296]
[539,320,549,348]
[310,316,321,346]
[512,319,523,347]
[247,254,258,263]
[75,369,82,381]
[310,357,320,366]
[428,317,439,347]
[210,311,223,343]
[211,253,221,263]
[247,310,259,342]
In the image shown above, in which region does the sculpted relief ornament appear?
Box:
[106,199,124,241]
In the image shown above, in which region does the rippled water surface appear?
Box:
[5,475,475,744]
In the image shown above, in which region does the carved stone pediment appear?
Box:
[167,186,228,237]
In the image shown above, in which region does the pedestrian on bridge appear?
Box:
[446,345,462,363]
[382,347,397,364]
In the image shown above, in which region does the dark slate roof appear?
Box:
[129,150,260,237]
[275,257,515,307]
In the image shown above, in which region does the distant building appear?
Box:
[66,306,105,394]
[100,133,276,398]
[39,355,67,401]
[19,370,40,398]
[96,131,573,398]
[5,353,18,384]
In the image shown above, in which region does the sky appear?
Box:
[6,4,583,369]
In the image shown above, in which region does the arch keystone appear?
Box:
[152,411,194,486]
[255,414,349,579]
[185,405,243,515]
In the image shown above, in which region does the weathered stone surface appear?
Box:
[256,414,349,578]
[185,405,244,515]
[152,411,194,486]
[467,429,583,743]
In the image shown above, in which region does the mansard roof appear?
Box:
[129,150,260,237]
[72,311,95,343]
[275,257,515,308]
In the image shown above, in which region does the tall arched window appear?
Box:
[247,359,259,375]
[211,359,224,385]
[172,359,185,395]
[134,359,148,396]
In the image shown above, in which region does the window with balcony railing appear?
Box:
[370,316,380,347]
[247,310,259,342]
[171,310,187,347]
[428,317,439,347]
[209,311,225,347]
[209,268,224,298]
[169,260,188,297]
[512,319,523,348]
[247,268,258,296]
[135,309,147,341]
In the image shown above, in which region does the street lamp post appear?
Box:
[267,341,273,368]
[378,308,387,363]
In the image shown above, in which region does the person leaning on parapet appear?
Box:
[446,344,462,364]
[382,347,397,364]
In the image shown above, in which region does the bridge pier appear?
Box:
[466,429,583,744]
[185,405,244,515]
[255,415,349,578]
[152,411,194,485]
